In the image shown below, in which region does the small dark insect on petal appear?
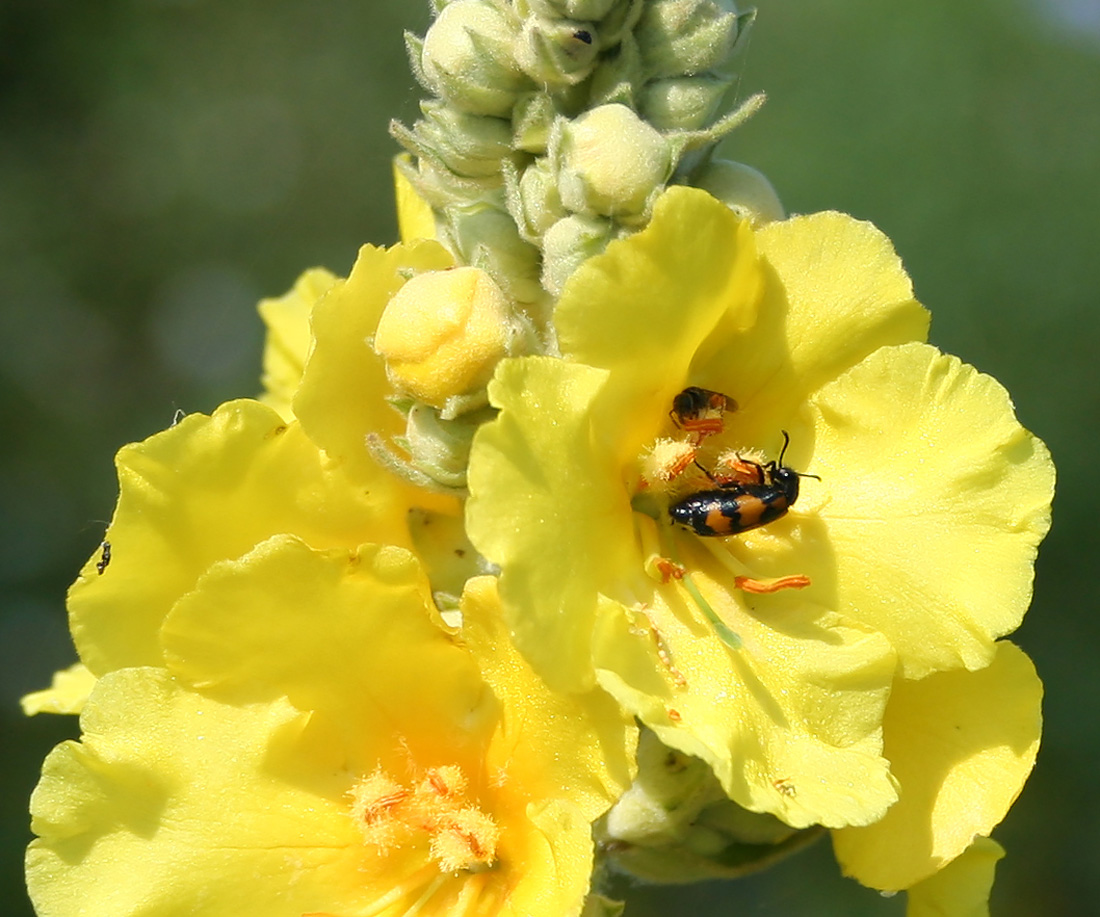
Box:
[573,30,593,44]
[96,540,111,575]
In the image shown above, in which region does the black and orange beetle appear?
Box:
[669,431,817,537]
[669,386,736,440]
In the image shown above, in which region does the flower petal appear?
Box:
[293,238,454,486]
[805,343,1055,677]
[70,400,418,675]
[757,211,929,389]
[468,356,641,691]
[555,186,762,454]
[696,210,929,444]
[394,154,437,243]
[162,535,489,765]
[833,643,1040,891]
[592,570,899,829]
[21,664,97,716]
[27,668,369,917]
[460,576,637,818]
[905,837,1005,917]
[257,267,338,420]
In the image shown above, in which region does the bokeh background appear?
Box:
[2,0,1096,914]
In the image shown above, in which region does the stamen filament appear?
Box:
[401,874,448,917]
[660,527,742,651]
[357,863,440,917]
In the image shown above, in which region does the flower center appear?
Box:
[349,764,500,873]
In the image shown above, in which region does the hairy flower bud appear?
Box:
[635,0,741,79]
[525,0,620,19]
[598,730,809,884]
[558,104,671,218]
[373,266,516,409]
[516,16,601,87]
[403,402,486,488]
[692,158,785,226]
[444,204,545,304]
[411,102,518,178]
[638,73,731,131]
[540,213,616,295]
[511,91,558,154]
[518,158,566,237]
[421,0,531,117]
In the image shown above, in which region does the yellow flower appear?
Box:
[64,398,449,680]
[28,539,635,917]
[33,230,469,714]
[466,187,1054,842]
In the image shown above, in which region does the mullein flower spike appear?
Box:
[25,2,1052,916]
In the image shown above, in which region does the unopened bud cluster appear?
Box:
[380,0,783,490]
[396,0,781,306]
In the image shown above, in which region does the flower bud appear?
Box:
[518,158,566,237]
[558,104,671,218]
[586,33,644,108]
[512,91,557,154]
[516,16,601,87]
[603,728,719,846]
[525,0,619,19]
[638,73,732,131]
[635,0,741,79]
[412,102,518,178]
[598,729,808,884]
[444,204,545,304]
[421,0,531,117]
[374,267,516,409]
[401,156,501,211]
[593,0,646,47]
[692,158,785,226]
[540,213,616,296]
[403,403,483,489]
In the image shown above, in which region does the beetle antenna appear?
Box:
[777,430,791,465]
[778,430,821,480]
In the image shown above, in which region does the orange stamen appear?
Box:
[655,558,685,582]
[734,575,811,594]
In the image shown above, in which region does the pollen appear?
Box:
[430,806,502,873]
[712,448,768,486]
[640,437,697,490]
[349,769,413,848]
[348,763,500,872]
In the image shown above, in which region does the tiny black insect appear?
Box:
[96,540,111,575]
[669,431,818,537]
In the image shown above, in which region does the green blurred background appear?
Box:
[2,0,1096,914]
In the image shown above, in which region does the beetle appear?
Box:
[669,386,735,440]
[669,431,817,537]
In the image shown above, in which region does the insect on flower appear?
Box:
[95,540,111,575]
[669,386,736,441]
[669,431,818,537]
